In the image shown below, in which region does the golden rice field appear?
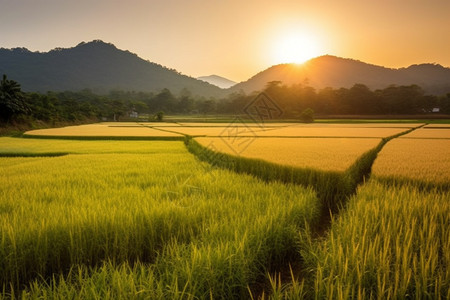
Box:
[165,126,410,138]
[195,137,381,171]
[400,128,450,139]
[138,122,183,127]
[239,126,409,137]
[296,180,450,299]
[294,123,423,128]
[372,138,450,184]
[177,122,297,127]
[22,123,416,139]
[2,121,449,298]
[0,137,185,155]
[424,124,450,128]
[153,126,277,137]
[0,139,319,299]
[25,123,183,137]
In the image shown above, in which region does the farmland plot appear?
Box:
[294,123,423,128]
[297,180,450,299]
[155,125,277,137]
[24,123,183,138]
[372,138,450,185]
[0,140,319,298]
[400,128,450,139]
[2,122,449,299]
[177,122,298,127]
[195,137,381,171]
[239,126,409,138]
[0,137,185,155]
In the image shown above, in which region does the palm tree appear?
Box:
[0,74,29,122]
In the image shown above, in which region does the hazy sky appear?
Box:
[1,0,449,82]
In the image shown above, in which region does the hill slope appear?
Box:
[0,40,224,97]
[197,75,236,89]
[231,55,450,95]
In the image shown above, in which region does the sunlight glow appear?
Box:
[273,32,322,64]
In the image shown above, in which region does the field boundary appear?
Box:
[0,152,69,157]
[21,134,185,141]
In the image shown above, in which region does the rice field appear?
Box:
[22,123,416,139]
[1,121,449,299]
[138,122,182,126]
[372,138,450,185]
[153,126,277,137]
[400,128,450,139]
[424,124,450,128]
[0,139,320,298]
[294,123,423,128]
[195,137,381,171]
[177,122,297,127]
[24,123,183,137]
[0,137,185,155]
[240,126,410,138]
[161,126,410,138]
[296,180,450,299]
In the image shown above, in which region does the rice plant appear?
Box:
[0,140,320,298]
[297,180,450,299]
[372,138,450,187]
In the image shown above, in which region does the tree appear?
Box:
[155,111,164,122]
[0,74,29,122]
[300,108,314,123]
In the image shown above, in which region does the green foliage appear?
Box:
[3,74,448,129]
[0,74,29,122]
[299,108,314,123]
[155,111,165,122]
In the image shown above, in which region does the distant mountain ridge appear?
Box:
[231,55,450,95]
[0,40,224,97]
[197,75,236,89]
[1,41,449,97]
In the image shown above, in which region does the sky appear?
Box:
[1,0,449,82]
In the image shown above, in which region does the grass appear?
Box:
[372,138,450,187]
[0,140,319,298]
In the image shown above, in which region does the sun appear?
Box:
[273,32,321,64]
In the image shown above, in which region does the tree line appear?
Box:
[223,81,450,117]
[1,75,449,124]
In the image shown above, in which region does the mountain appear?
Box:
[197,75,236,89]
[231,55,450,95]
[0,40,225,97]
[2,42,449,97]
